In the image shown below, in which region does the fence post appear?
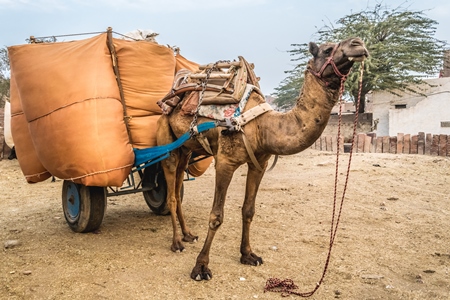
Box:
[425,133,432,155]
[357,133,365,153]
[320,136,326,151]
[389,136,397,154]
[417,132,425,155]
[439,135,448,157]
[364,135,372,153]
[376,137,383,153]
[396,133,404,154]
[403,134,411,154]
[431,135,439,156]
[410,135,418,154]
[447,135,450,157]
[382,136,390,153]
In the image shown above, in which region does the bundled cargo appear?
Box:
[9,73,52,183]
[9,33,133,186]
[8,29,212,187]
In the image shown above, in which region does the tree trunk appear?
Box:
[353,90,366,114]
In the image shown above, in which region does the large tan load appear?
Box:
[8,33,134,186]
[9,72,52,183]
[113,38,175,149]
[8,30,211,187]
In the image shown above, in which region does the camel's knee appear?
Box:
[208,214,223,230]
[167,196,178,211]
[163,152,179,173]
[242,207,255,223]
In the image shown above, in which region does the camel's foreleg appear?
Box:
[161,150,186,252]
[240,162,267,266]
[191,161,238,281]
[157,116,195,252]
[176,152,198,243]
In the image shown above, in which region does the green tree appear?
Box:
[0,47,10,108]
[273,68,304,111]
[274,2,448,113]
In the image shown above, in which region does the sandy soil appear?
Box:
[1,149,449,300]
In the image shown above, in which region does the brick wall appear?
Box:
[313,132,450,156]
[321,113,373,143]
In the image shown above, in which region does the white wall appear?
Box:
[389,91,450,136]
[371,77,450,136]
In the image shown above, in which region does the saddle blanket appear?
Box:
[197,84,256,121]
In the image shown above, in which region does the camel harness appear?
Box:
[157,57,276,171]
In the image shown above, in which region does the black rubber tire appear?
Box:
[143,171,183,216]
[62,180,107,233]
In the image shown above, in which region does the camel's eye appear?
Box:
[324,47,333,55]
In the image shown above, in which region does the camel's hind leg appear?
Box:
[240,162,267,266]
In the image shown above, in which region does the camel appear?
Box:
[155,37,369,281]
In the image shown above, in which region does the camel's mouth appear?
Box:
[347,55,367,62]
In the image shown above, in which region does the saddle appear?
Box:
[157,56,263,116]
[157,56,276,172]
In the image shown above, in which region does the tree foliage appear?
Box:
[273,2,448,113]
[0,47,10,108]
[272,68,304,111]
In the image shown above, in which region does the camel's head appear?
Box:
[308,37,369,88]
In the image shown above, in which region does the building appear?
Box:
[371,77,450,136]
[370,50,450,137]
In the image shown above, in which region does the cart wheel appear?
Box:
[143,172,184,216]
[62,180,107,233]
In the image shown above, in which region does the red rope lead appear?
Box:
[264,61,365,297]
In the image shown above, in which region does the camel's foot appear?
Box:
[240,252,263,266]
[171,239,185,253]
[182,233,198,243]
[190,264,212,281]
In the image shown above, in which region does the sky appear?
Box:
[1,0,449,95]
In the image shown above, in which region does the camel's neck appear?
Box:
[260,71,340,155]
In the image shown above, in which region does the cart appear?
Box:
[61,121,216,233]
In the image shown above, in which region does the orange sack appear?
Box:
[9,72,52,183]
[113,38,176,149]
[8,33,134,187]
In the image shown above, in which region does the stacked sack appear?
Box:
[8,31,211,187]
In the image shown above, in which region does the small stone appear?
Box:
[23,270,32,275]
[269,246,278,251]
[240,277,246,281]
[361,274,384,280]
[4,240,20,249]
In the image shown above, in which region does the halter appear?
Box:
[308,43,349,87]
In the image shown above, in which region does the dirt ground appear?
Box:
[1,149,449,300]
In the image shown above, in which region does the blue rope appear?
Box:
[133,121,217,170]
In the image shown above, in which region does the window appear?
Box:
[394,104,407,109]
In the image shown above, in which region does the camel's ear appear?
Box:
[309,42,319,57]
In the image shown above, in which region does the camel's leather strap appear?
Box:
[239,103,275,172]
[241,131,264,172]
[196,134,213,155]
[234,102,273,127]
[191,125,214,155]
